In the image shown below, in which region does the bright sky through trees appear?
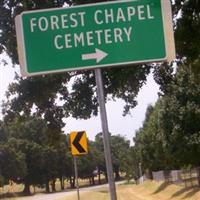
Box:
[0,53,159,144]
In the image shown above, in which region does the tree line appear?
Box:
[133,65,200,183]
[0,116,132,194]
[131,0,200,184]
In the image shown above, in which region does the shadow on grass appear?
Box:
[0,191,34,199]
[170,187,192,198]
[153,182,170,194]
[169,185,200,199]
[182,187,200,199]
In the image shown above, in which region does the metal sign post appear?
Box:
[95,68,117,200]
[70,131,88,200]
[74,156,80,200]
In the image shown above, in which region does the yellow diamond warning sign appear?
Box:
[70,131,88,156]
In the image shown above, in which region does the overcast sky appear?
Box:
[0,52,159,145]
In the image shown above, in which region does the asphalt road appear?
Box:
[5,181,125,200]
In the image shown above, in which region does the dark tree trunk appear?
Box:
[115,167,120,180]
[144,168,153,180]
[197,167,200,187]
[51,180,56,192]
[23,182,31,195]
[69,176,75,188]
[98,169,101,184]
[92,176,95,185]
[60,177,64,190]
[148,170,153,180]
[45,181,50,193]
[105,172,108,183]
[89,178,91,185]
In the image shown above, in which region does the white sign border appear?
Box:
[15,0,175,77]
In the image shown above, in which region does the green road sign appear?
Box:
[15,0,175,76]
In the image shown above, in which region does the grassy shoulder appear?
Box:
[58,181,200,200]
[1,180,200,200]
[139,181,200,200]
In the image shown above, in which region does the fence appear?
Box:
[152,167,200,187]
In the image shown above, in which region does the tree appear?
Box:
[0,0,151,128]
[158,66,200,168]
[0,141,27,186]
[133,102,173,178]
[174,0,200,73]
[94,133,107,183]
[0,120,7,141]
[40,146,59,193]
[136,64,200,183]
[0,120,27,186]
[152,0,200,171]
[56,140,72,190]
[94,132,131,181]
[110,134,130,180]
[1,115,71,194]
[77,141,98,185]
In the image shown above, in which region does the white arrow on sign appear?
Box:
[82,48,108,63]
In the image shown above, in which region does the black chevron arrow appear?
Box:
[72,131,86,153]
